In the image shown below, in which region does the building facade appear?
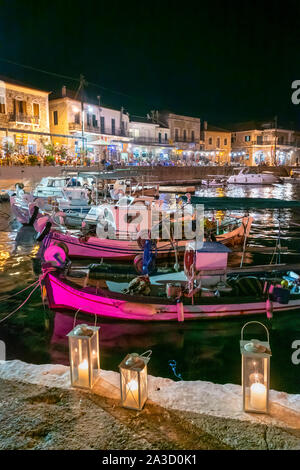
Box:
[49,87,130,161]
[153,110,201,162]
[128,115,173,162]
[0,77,50,156]
[230,121,300,166]
[200,122,231,164]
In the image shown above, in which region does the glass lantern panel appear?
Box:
[70,336,91,389]
[90,333,100,385]
[243,356,269,413]
[121,368,141,410]
[139,366,148,409]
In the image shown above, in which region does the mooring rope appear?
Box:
[0,280,39,302]
[0,267,54,324]
[0,282,40,324]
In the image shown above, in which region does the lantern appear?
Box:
[119,350,152,410]
[67,323,100,390]
[240,321,271,414]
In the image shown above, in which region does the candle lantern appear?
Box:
[240,321,271,414]
[67,323,100,390]
[119,350,152,410]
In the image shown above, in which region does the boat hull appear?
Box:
[41,216,252,261]
[43,272,300,321]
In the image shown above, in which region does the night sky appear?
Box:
[0,0,300,127]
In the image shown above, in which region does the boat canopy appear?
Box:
[190,241,232,253]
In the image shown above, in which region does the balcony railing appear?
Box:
[239,140,300,147]
[9,113,39,124]
[174,137,197,143]
[69,122,129,137]
[131,137,171,145]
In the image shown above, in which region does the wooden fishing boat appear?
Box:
[38,215,253,261]
[41,254,300,322]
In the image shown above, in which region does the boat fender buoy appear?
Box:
[120,302,157,316]
[36,221,52,242]
[177,300,184,322]
[134,254,144,274]
[266,298,273,319]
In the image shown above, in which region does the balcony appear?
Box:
[131,136,171,146]
[174,137,197,144]
[9,113,39,125]
[69,122,129,137]
[247,140,299,147]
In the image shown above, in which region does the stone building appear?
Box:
[49,87,131,161]
[128,115,173,162]
[200,121,231,164]
[0,76,50,155]
[152,110,201,161]
[230,121,300,166]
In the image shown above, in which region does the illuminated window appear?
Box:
[245,135,251,142]
[33,103,40,118]
[0,96,5,114]
[53,110,58,125]
[208,137,212,145]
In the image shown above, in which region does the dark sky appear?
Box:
[0,0,300,127]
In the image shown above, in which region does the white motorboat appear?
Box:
[32,175,91,198]
[10,183,91,226]
[227,168,282,185]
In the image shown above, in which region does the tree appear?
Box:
[1,141,15,165]
[42,141,57,165]
[57,145,68,161]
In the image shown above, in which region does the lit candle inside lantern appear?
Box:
[250,382,267,410]
[126,379,139,407]
[78,359,89,387]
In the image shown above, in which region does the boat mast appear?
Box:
[74,74,87,158]
[274,115,277,166]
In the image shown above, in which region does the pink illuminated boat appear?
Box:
[41,267,300,321]
[41,241,300,321]
[38,216,253,261]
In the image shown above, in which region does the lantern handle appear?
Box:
[241,321,269,343]
[140,349,152,359]
[73,308,81,329]
[73,309,97,328]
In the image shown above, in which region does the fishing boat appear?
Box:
[227,168,282,185]
[36,214,253,262]
[40,242,300,321]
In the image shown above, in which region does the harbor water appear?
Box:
[0,183,300,393]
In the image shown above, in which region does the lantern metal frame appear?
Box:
[240,321,271,414]
[119,351,151,411]
[67,323,101,390]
